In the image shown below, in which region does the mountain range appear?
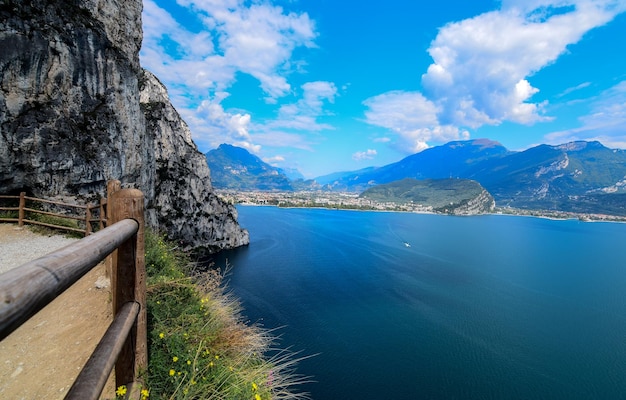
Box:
[207,139,626,215]
[206,144,294,190]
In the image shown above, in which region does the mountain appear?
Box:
[326,139,626,215]
[206,144,294,190]
[360,178,495,215]
[279,167,305,181]
[323,139,510,191]
[0,0,249,253]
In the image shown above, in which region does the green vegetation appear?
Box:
[144,230,309,399]
[360,178,486,208]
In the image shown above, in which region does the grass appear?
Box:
[143,230,311,400]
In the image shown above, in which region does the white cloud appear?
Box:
[545,80,626,148]
[363,91,469,153]
[140,0,323,157]
[422,0,622,128]
[557,81,592,97]
[270,81,337,131]
[263,155,286,164]
[362,0,625,153]
[352,149,377,161]
[142,0,316,100]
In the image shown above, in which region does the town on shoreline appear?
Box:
[216,190,626,223]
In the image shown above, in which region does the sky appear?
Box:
[140,0,626,178]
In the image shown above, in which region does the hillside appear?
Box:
[325,140,626,215]
[360,178,495,215]
[206,144,294,190]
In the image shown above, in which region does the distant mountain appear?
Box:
[322,139,511,191]
[360,178,495,215]
[205,144,293,190]
[326,139,626,215]
[278,167,305,181]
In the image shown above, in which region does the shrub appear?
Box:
[144,230,310,399]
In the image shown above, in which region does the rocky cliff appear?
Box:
[0,0,249,253]
[436,189,495,216]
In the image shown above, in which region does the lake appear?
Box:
[210,206,626,399]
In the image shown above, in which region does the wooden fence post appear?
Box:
[106,180,121,281]
[99,198,106,231]
[109,188,147,392]
[85,206,92,236]
[18,192,25,227]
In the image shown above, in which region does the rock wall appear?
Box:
[0,0,248,253]
[140,70,249,253]
[445,189,496,215]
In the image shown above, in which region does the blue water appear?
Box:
[210,206,626,399]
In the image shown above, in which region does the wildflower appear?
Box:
[187,360,191,365]
[172,356,179,362]
[141,389,150,399]
[159,332,164,339]
[169,369,176,376]
[215,355,220,360]
[252,382,258,391]
[191,379,197,385]
[116,385,127,397]
[255,394,261,400]
[209,361,214,367]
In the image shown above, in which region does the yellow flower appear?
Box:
[141,388,150,399]
[215,355,220,360]
[172,356,179,362]
[187,360,191,365]
[252,382,258,391]
[191,379,197,385]
[255,394,261,400]
[169,369,176,376]
[116,385,127,397]
[159,332,164,339]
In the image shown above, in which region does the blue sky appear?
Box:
[141,0,626,178]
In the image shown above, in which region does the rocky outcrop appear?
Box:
[440,189,495,215]
[0,0,248,253]
[140,70,249,253]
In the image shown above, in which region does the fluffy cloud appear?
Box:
[141,0,324,157]
[270,81,337,131]
[363,91,469,153]
[422,0,622,127]
[363,0,625,153]
[545,80,626,148]
[142,0,316,101]
[352,149,377,161]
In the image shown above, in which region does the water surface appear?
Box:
[211,206,626,399]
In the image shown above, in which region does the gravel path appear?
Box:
[0,223,115,398]
[0,224,79,274]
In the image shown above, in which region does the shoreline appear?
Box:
[235,203,626,224]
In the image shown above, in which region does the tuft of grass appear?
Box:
[144,230,311,399]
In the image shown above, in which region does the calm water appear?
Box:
[210,206,626,399]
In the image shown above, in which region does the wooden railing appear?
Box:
[0,185,147,400]
[0,190,111,236]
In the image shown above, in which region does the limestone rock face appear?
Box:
[140,70,249,253]
[0,0,249,253]
[445,189,496,216]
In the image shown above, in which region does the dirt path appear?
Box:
[0,225,116,399]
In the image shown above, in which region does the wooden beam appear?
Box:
[0,219,138,341]
[65,301,140,400]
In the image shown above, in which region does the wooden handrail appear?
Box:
[0,193,106,236]
[0,218,138,340]
[0,183,147,398]
[66,301,140,400]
